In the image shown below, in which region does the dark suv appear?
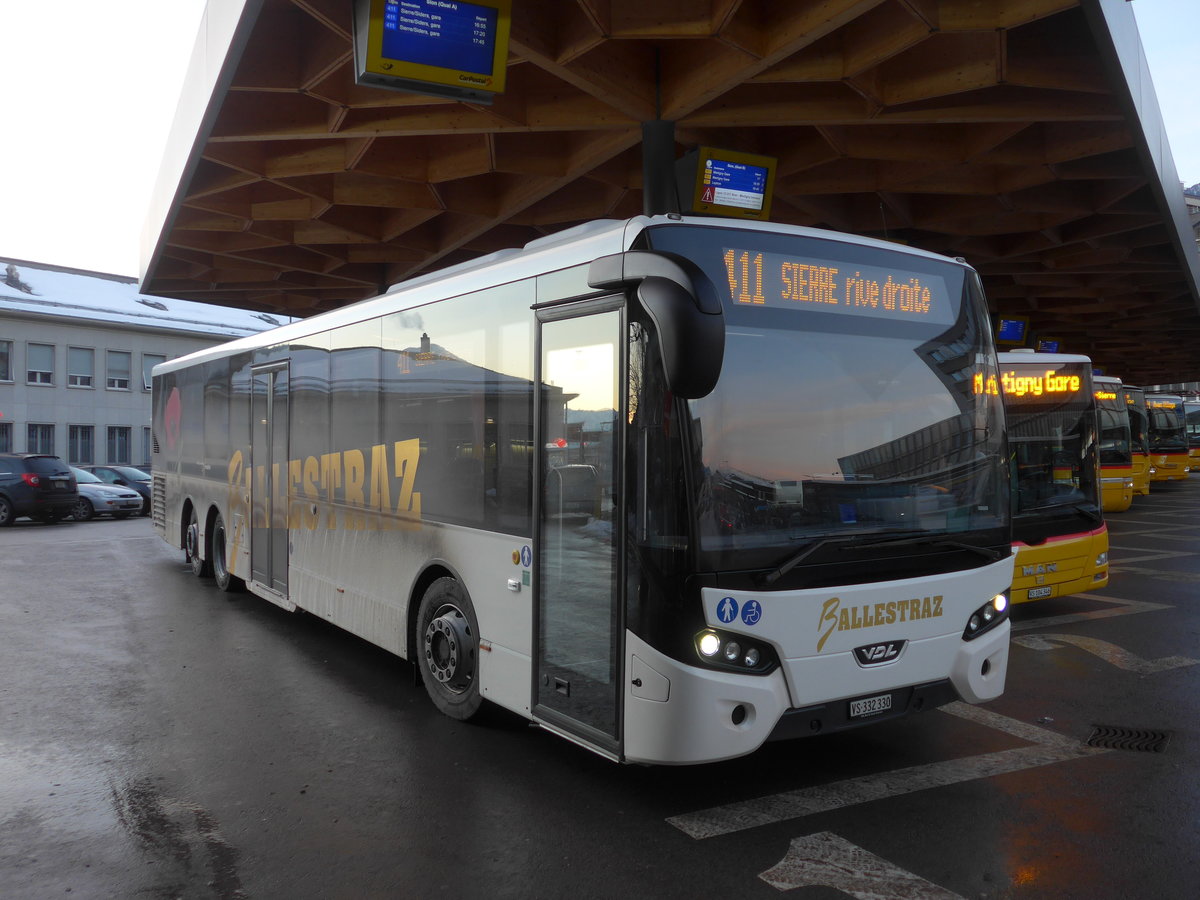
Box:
[0,454,79,526]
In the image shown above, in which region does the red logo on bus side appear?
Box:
[165,388,182,451]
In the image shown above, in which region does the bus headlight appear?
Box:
[1095,551,1108,568]
[698,632,722,657]
[963,593,1008,640]
[694,629,778,674]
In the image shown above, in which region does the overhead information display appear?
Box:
[702,158,768,211]
[354,0,511,103]
[677,147,776,220]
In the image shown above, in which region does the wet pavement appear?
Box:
[1,482,1197,899]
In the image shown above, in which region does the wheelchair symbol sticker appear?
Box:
[717,596,739,624]
[521,545,532,568]
[741,600,762,626]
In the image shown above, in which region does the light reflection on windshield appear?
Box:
[645,225,1007,562]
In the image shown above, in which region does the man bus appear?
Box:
[152,215,1012,765]
[999,350,1108,603]
[1145,393,1190,483]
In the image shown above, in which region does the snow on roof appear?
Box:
[0,258,287,339]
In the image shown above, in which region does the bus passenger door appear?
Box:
[535,302,624,756]
[251,362,289,597]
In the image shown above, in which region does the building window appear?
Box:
[107,426,132,464]
[68,347,95,388]
[0,339,12,381]
[142,426,153,467]
[27,343,54,385]
[69,425,95,465]
[106,350,132,390]
[0,422,11,453]
[142,353,165,391]
[28,423,54,455]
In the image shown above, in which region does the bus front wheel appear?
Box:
[417,577,482,721]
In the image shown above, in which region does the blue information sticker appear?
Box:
[741,600,763,626]
[717,596,739,624]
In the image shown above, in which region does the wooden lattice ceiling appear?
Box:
[141,0,1200,384]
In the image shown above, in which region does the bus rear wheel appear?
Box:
[417,577,482,721]
[186,508,212,578]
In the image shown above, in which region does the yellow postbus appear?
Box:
[1123,385,1151,495]
[1145,393,1190,483]
[1094,375,1133,513]
[999,351,1108,604]
[1183,397,1200,466]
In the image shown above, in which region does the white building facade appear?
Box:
[1,260,280,466]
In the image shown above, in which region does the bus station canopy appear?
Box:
[140,0,1200,384]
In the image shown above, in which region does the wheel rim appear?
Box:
[423,604,474,693]
[74,499,90,519]
[186,518,200,559]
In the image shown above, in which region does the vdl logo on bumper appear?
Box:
[854,640,907,667]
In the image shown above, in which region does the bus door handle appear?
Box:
[507,578,521,592]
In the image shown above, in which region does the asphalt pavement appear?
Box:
[1,482,1197,899]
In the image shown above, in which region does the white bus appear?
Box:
[152,215,1013,765]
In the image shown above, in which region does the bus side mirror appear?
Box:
[588,251,724,399]
[635,276,724,399]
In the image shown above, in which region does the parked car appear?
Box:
[79,464,152,516]
[69,467,144,521]
[0,453,78,526]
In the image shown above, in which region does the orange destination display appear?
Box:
[720,247,954,325]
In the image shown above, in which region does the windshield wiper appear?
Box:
[850,533,1005,562]
[757,532,1003,587]
[757,536,851,586]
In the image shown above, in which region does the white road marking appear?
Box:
[1010,593,1169,632]
[667,703,1106,839]
[1107,548,1191,563]
[1012,633,1199,673]
[760,831,965,898]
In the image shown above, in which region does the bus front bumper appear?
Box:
[621,622,1009,765]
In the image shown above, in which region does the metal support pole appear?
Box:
[642,119,678,217]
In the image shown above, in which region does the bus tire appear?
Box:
[186,508,212,578]
[416,577,482,721]
[211,512,244,593]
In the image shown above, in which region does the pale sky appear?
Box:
[0,0,1195,280]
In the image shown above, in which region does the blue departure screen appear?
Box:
[701,157,768,211]
[996,318,1028,342]
[382,0,498,76]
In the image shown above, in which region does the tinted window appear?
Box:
[25,456,69,475]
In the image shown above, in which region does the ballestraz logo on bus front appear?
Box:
[817,595,944,652]
[226,440,422,533]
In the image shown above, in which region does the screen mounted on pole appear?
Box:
[354,0,512,104]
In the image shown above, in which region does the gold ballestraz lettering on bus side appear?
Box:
[227,440,423,532]
[816,595,944,652]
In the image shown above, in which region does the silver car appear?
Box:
[69,467,144,521]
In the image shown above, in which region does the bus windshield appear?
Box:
[1124,386,1149,455]
[643,225,1007,569]
[1184,400,1200,449]
[1002,360,1100,522]
[1096,384,1131,467]
[1147,397,1187,452]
